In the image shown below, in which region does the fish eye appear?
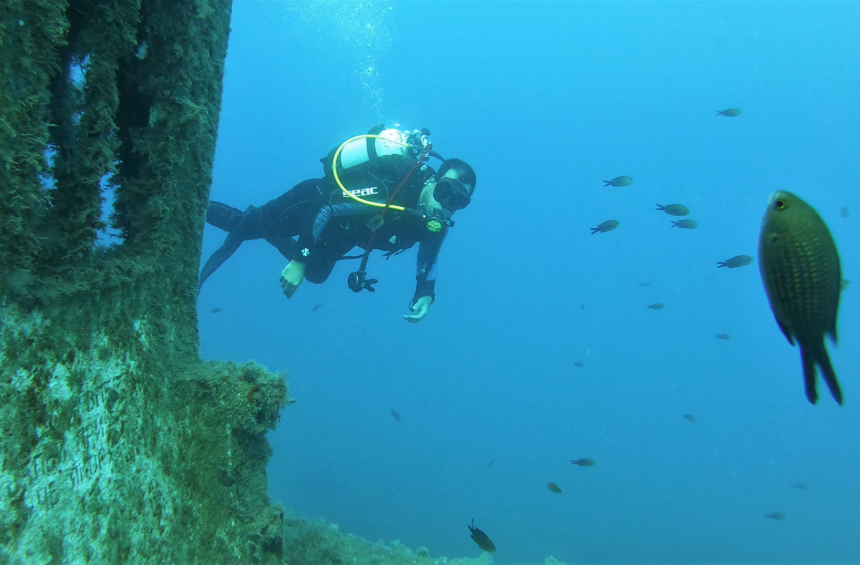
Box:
[774,199,786,210]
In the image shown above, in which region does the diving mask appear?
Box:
[433,178,471,211]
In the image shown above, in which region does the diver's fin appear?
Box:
[198,204,257,293]
[198,232,243,293]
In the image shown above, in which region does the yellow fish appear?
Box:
[759,191,843,404]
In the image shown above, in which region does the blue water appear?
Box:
[198,2,860,563]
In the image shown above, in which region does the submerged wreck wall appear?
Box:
[0,1,287,563]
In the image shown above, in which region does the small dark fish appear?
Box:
[765,512,786,520]
[390,408,401,422]
[312,303,323,312]
[647,302,664,310]
[210,307,224,314]
[656,203,689,216]
[717,255,753,268]
[715,333,731,340]
[790,482,807,490]
[683,413,696,423]
[715,108,742,117]
[570,458,595,467]
[841,279,851,290]
[759,191,843,405]
[573,361,585,368]
[671,219,698,229]
[590,219,619,234]
[468,519,496,553]
[603,176,633,187]
[547,482,563,494]
[639,282,652,287]
[840,207,848,218]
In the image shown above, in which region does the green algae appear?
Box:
[1,1,505,563]
[0,0,289,563]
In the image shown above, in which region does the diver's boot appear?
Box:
[206,201,245,232]
[198,204,256,293]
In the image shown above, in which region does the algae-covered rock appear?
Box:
[0,0,290,563]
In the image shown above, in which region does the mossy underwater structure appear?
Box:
[0,1,287,562]
[0,2,506,564]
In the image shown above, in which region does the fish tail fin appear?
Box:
[800,345,819,404]
[827,326,838,345]
[717,261,727,268]
[670,221,679,228]
[714,111,721,116]
[815,343,843,405]
[656,204,666,210]
[775,319,795,346]
[603,180,612,186]
[590,228,598,235]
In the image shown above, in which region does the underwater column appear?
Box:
[0,1,287,563]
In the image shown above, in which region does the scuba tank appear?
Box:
[339,128,411,169]
[321,127,431,205]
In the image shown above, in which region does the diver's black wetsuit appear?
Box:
[200,163,445,305]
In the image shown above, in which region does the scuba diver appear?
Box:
[199,126,476,323]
